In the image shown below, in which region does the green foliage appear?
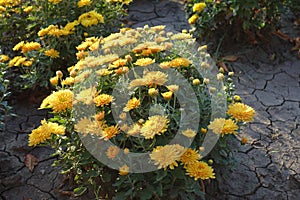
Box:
[0,62,14,131]
[185,0,289,40]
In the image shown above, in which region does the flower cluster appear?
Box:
[29,25,255,199]
[1,0,130,89]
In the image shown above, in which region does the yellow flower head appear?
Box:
[180,148,200,165]
[74,117,104,136]
[44,49,60,58]
[127,123,142,136]
[50,76,59,86]
[169,57,191,67]
[188,14,199,24]
[208,118,239,136]
[102,125,119,140]
[150,144,185,170]
[23,6,33,13]
[119,164,130,176]
[28,119,65,146]
[0,55,9,63]
[182,129,196,138]
[166,85,179,93]
[134,58,155,66]
[143,71,168,87]
[40,89,74,112]
[140,115,169,139]
[148,88,159,97]
[20,42,41,53]
[227,103,255,122]
[78,10,104,27]
[193,2,206,12]
[185,161,215,180]
[77,0,91,7]
[13,41,25,51]
[94,94,114,107]
[161,91,173,101]
[75,87,97,105]
[106,146,119,159]
[124,97,140,112]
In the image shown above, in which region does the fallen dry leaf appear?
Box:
[272,30,291,41]
[291,37,300,52]
[24,154,39,172]
[217,61,229,72]
[222,55,239,62]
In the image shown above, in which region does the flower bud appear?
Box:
[56,70,63,78]
[193,78,200,86]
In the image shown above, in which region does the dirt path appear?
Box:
[1,0,299,199]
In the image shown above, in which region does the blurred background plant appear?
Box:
[0,54,14,131]
[185,0,299,43]
[0,0,130,90]
[28,25,255,199]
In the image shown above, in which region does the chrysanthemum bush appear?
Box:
[0,0,131,90]
[185,0,293,41]
[28,25,255,199]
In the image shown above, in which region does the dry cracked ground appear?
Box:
[1,0,300,199]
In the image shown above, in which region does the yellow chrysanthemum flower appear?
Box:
[119,164,130,176]
[40,89,74,112]
[75,117,104,136]
[208,118,239,136]
[77,0,91,8]
[140,115,169,139]
[166,85,179,93]
[28,119,65,146]
[0,6,6,13]
[75,87,97,105]
[124,97,140,112]
[169,57,191,67]
[17,41,41,53]
[106,146,119,159]
[148,88,159,96]
[134,58,155,66]
[143,71,168,86]
[161,91,173,101]
[0,55,9,63]
[127,123,142,135]
[8,56,27,67]
[23,6,33,13]
[180,148,201,166]
[78,10,104,27]
[102,125,119,140]
[185,161,215,180]
[44,49,60,58]
[50,76,59,86]
[94,94,114,107]
[227,103,255,122]
[13,41,25,51]
[64,20,79,32]
[182,129,196,138]
[188,14,199,24]
[193,2,206,13]
[150,144,185,170]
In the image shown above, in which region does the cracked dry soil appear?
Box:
[1,0,300,199]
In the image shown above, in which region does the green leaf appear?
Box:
[73,186,87,197]
[138,187,153,200]
[102,172,111,182]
